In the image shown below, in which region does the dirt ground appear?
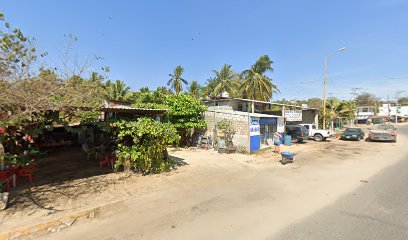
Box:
[1,124,407,239]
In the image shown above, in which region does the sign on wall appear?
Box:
[285,110,302,121]
[277,117,285,132]
[250,117,260,136]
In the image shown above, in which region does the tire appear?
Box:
[314,134,323,142]
[297,138,304,143]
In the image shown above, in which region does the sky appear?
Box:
[2,0,408,101]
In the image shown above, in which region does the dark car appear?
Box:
[285,125,309,143]
[340,128,365,141]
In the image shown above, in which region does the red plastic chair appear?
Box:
[0,170,12,191]
[18,165,36,184]
[99,155,111,170]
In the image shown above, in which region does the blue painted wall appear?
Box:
[250,135,260,153]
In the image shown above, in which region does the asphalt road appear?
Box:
[271,125,408,240]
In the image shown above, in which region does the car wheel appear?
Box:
[314,134,323,142]
[297,138,304,143]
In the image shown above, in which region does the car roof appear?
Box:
[346,128,362,130]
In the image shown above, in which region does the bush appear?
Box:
[113,118,180,174]
[164,94,207,146]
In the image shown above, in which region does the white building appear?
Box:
[378,104,408,118]
[355,106,376,123]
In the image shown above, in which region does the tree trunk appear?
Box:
[0,143,4,169]
[123,158,132,173]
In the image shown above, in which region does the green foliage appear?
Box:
[188,80,201,99]
[0,12,36,78]
[0,68,106,127]
[324,98,356,128]
[216,119,235,146]
[0,126,41,166]
[201,77,219,98]
[164,94,207,145]
[212,64,239,97]
[240,55,279,101]
[113,118,179,174]
[105,79,131,101]
[164,94,207,130]
[130,86,172,106]
[355,92,380,107]
[168,65,188,94]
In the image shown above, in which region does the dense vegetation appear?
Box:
[113,118,179,174]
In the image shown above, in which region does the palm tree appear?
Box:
[106,80,131,101]
[188,80,200,99]
[89,72,104,84]
[168,65,188,94]
[326,98,341,130]
[212,64,238,97]
[240,55,279,101]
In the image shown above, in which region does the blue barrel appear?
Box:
[283,135,292,146]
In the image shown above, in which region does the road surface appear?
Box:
[38,125,408,240]
[272,125,408,240]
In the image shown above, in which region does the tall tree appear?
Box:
[168,65,188,94]
[355,92,380,106]
[188,80,201,99]
[240,55,279,101]
[106,80,131,101]
[326,97,341,130]
[201,77,219,98]
[212,64,238,97]
[398,97,408,105]
[89,72,104,84]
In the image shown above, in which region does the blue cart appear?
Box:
[280,152,295,165]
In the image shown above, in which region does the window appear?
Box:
[260,124,277,146]
[237,103,243,111]
[304,125,309,129]
[312,125,316,129]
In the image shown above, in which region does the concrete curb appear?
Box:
[0,206,102,240]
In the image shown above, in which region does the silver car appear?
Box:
[368,125,397,142]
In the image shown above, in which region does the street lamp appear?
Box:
[322,47,347,130]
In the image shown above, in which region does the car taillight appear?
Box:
[391,131,397,136]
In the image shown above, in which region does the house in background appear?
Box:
[355,106,376,124]
[378,103,408,122]
[203,97,318,153]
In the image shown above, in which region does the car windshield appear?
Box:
[345,128,360,133]
[377,125,395,130]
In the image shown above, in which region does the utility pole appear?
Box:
[323,57,327,130]
[322,47,347,129]
[387,95,390,119]
[395,90,405,123]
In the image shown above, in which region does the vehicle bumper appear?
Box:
[369,136,396,141]
[340,136,359,140]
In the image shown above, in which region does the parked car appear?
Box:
[368,124,397,142]
[285,125,309,143]
[340,128,365,141]
[299,124,334,142]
